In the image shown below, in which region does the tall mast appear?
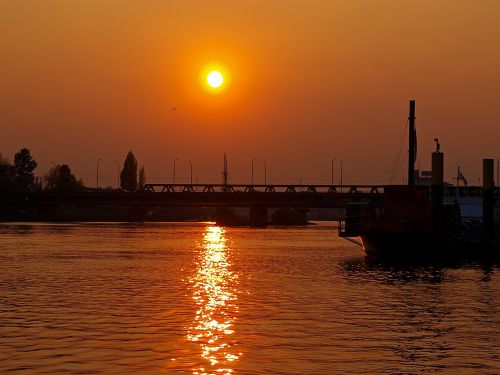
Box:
[408,100,416,185]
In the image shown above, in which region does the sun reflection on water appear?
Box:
[187,226,240,375]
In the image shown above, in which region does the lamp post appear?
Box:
[339,160,343,191]
[331,158,334,186]
[173,158,178,184]
[189,161,193,185]
[97,158,103,189]
[251,158,255,185]
[333,158,343,190]
[263,161,267,185]
[115,161,120,189]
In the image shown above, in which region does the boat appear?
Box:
[339,101,499,259]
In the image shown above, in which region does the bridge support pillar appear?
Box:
[250,205,268,227]
[129,204,145,221]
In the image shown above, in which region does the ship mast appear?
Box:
[408,100,416,185]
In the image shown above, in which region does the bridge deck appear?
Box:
[143,184,384,194]
[27,184,497,209]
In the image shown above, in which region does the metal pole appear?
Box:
[334,158,343,191]
[331,158,334,185]
[189,161,193,185]
[340,160,343,191]
[97,158,103,189]
[115,161,120,189]
[408,100,416,186]
[251,158,255,185]
[173,158,178,184]
[263,161,267,185]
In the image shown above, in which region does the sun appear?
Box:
[207,70,224,88]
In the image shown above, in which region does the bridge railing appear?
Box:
[142,184,499,196]
[142,184,385,194]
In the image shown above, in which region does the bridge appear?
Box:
[30,184,384,206]
[26,184,383,225]
[25,183,498,224]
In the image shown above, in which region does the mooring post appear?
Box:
[431,143,444,247]
[482,159,495,242]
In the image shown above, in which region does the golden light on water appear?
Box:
[187,226,240,375]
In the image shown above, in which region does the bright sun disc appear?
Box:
[207,71,223,88]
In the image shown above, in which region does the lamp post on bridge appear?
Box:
[173,158,178,184]
[96,158,103,189]
[115,161,120,189]
[251,158,255,185]
[189,161,193,185]
[263,161,267,185]
[331,158,334,186]
[333,158,343,191]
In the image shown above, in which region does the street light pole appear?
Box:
[115,161,120,189]
[333,158,343,191]
[189,161,193,185]
[97,158,103,189]
[251,158,255,185]
[340,160,343,191]
[173,158,178,184]
[331,158,334,185]
[263,161,267,185]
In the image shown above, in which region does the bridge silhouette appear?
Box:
[28,183,382,225]
[27,183,497,225]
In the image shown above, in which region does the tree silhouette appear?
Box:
[138,166,146,190]
[0,153,15,197]
[120,151,138,192]
[14,148,37,193]
[44,164,84,192]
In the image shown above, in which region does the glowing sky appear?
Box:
[1,1,499,186]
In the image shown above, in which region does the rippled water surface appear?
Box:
[0,222,498,374]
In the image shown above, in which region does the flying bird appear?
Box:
[170,106,177,112]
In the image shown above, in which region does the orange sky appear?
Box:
[1,1,499,186]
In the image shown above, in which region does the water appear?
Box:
[0,222,498,374]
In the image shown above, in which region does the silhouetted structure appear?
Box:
[138,166,146,190]
[340,101,499,259]
[408,100,416,186]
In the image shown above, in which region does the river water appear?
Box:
[0,222,498,374]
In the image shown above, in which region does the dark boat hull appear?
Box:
[361,232,434,259]
[361,232,500,261]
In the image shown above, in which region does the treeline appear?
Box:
[0,148,84,197]
[0,148,146,198]
[1,148,39,197]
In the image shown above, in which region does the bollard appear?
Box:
[431,148,444,248]
[483,159,495,241]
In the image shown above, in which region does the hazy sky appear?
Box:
[1,1,499,186]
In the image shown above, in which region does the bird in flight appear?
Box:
[170,106,176,112]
